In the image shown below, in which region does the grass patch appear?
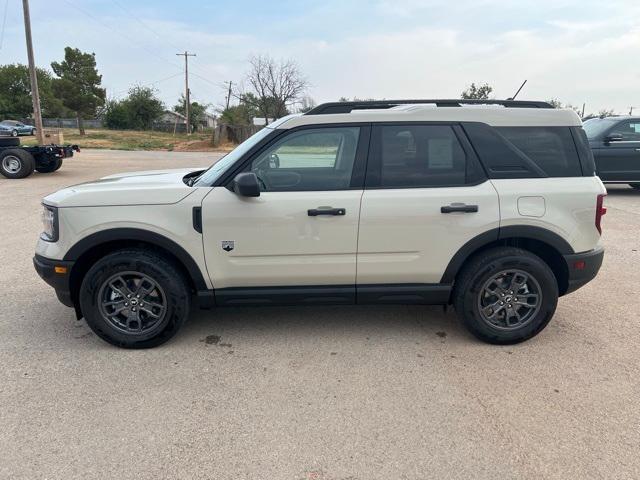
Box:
[21,128,220,151]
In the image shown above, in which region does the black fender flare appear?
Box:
[440,226,574,284]
[63,228,208,291]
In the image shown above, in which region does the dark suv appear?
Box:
[583,116,640,189]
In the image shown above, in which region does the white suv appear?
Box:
[33,99,607,348]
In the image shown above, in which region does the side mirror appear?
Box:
[232,172,261,197]
[605,133,623,143]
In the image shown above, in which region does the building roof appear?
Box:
[163,110,186,120]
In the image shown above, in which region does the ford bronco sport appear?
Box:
[34,99,606,348]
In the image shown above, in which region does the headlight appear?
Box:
[41,205,58,242]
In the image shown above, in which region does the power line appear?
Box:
[107,0,223,85]
[62,0,183,73]
[109,0,182,52]
[0,0,8,50]
[110,71,184,98]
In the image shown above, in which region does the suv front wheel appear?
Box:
[453,247,558,344]
[79,249,191,348]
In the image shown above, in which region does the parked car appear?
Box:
[33,99,606,348]
[583,116,640,189]
[0,120,37,136]
[0,123,16,137]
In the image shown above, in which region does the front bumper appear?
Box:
[563,246,604,295]
[33,254,75,307]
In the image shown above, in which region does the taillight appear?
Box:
[596,193,607,234]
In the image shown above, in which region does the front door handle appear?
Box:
[441,203,478,213]
[308,207,346,216]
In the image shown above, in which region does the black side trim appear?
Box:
[63,228,208,291]
[357,284,451,304]
[215,285,355,306]
[499,226,574,255]
[440,226,575,284]
[441,229,499,283]
[563,246,604,295]
[192,206,202,233]
[213,283,453,307]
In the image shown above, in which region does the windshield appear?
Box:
[582,118,619,138]
[193,127,274,186]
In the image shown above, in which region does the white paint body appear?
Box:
[36,105,606,290]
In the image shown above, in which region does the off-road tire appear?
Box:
[36,158,63,173]
[0,148,35,179]
[79,249,191,348]
[453,247,558,345]
[630,183,640,190]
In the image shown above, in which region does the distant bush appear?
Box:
[104,86,164,130]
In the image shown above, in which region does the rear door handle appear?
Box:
[308,207,346,216]
[441,203,478,213]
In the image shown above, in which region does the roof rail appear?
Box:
[305,99,554,115]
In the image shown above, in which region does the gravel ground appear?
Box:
[0,149,639,479]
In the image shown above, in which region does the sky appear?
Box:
[0,0,638,115]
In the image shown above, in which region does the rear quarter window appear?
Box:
[496,127,583,177]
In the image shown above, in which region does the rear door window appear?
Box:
[367,125,471,188]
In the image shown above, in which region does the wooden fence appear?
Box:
[213,124,262,146]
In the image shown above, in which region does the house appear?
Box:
[201,112,217,129]
[159,110,186,124]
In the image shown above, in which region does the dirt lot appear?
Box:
[1,149,639,479]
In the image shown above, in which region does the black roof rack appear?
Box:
[305,99,554,115]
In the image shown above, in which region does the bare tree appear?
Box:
[234,55,308,124]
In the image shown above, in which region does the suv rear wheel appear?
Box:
[79,249,191,348]
[630,183,640,190]
[453,247,558,344]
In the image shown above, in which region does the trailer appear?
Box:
[0,137,79,179]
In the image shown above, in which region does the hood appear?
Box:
[44,168,204,207]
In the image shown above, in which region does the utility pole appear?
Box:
[176,51,196,135]
[22,0,44,144]
[225,81,233,110]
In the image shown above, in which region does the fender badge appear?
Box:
[221,240,234,252]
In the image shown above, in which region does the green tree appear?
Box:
[0,64,68,118]
[219,103,256,125]
[174,94,208,132]
[103,99,130,130]
[51,47,106,135]
[461,83,493,100]
[104,86,164,130]
[125,86,164,130]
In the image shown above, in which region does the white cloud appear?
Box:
[1,0,639,114]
